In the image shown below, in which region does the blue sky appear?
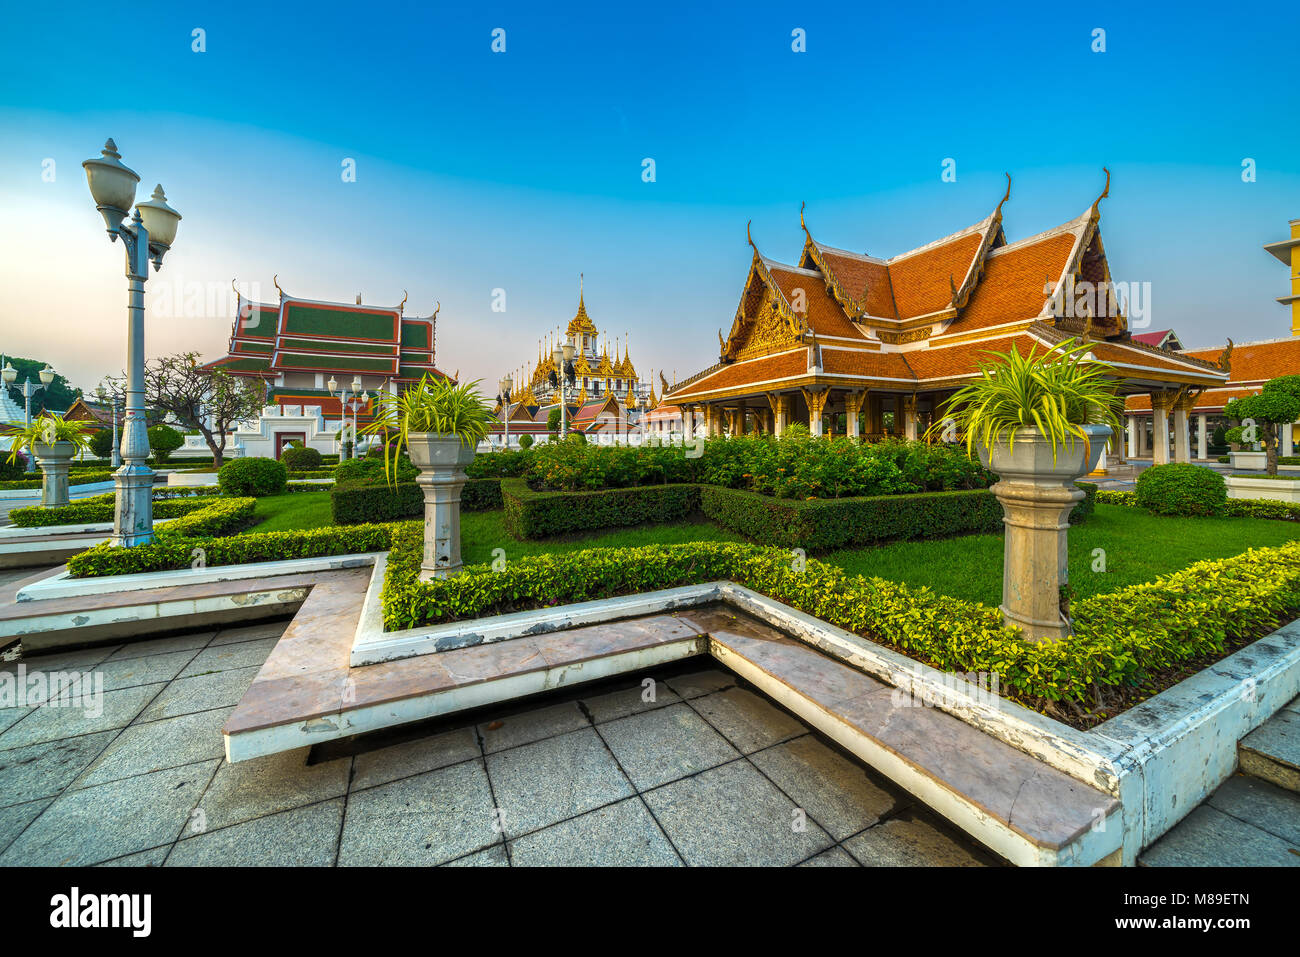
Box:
[0,0,1296,394]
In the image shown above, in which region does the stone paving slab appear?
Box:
[1140,804,1300,867]
[842,814,989,867]
[350,725,480,792]
[0,682,165,750]
[72,707,235,789]
[168,798,345,867]
[1205,774,1300,847]
[0,731,117,805]
[1239,707,1300,793]
[507,795,680,866]
[598,702,740,791]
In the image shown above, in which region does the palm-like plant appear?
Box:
[2,413,93,464]
[934,338,1123,461]
[362,376,492,483]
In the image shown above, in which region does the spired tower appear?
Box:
[1264,219,1300,336]
[519,275,650,409]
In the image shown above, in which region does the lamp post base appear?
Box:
[111,464,155,547]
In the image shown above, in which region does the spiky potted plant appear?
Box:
[935,338,1122,642]
[364,375,491,579]
[2,414,94,507]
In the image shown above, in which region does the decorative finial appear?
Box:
[1218,338,1234,373]
[432,300,440,319]
[800,201,807,232]
[949,273,959,304]
[995,173,1011,218]
[1090,168,1111,218]
[273,275,284,299]
[356,293,363,305]
[746,219,756,251]
[397,289,408,313]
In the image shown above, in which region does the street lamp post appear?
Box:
[83,139,181,547]
[498,376,513,450]
[111,396,122,468]
[327,376,349,457]
[1,362,54,472]
[550,338,576,440]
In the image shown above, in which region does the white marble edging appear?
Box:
[16,552,381,602]
[349,553,724,666]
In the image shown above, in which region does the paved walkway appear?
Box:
[0,623,998,866]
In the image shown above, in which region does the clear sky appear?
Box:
[0,0,1297,396]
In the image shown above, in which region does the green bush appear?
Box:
[218,456,287,496]
[502,479,700,539]
[466,448,532,478]
[1100,487,1300,522]
[89,429,115,459]
[0,469,114,491]
[380,530,1300,708]
[335,455,418,485]
[699,485,1004,550]
[517,434,534,450]
[1134,464,1227,516]
[10,493,234,528]
[147,424,184,464]
[281,445,323,471]
[68,521,401,577]
[330,478,501,524]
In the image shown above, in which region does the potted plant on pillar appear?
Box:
[364,375,491,580]
[2,414,94,507]
[936,339,1121,643]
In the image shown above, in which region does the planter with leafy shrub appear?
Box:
[937,338,1121,643]
[218,456,288,497]
[363,375,491,579]
[2,414,93,507]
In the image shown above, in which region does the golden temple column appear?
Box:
[802,387,829,437]
[902,394,918,441]
[843,391,865,441]
[1150,392,1173,466]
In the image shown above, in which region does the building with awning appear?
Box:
[664,175,1229,459]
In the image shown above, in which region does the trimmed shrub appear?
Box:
[700,485,1004,550]
[10,493,240,528]
[466,448,532,478]
[147,424,184,463]
[1100,487,1300,522]
[517,434,534,450]
[218,456,287,497]
[502,479,700,539]
[331,478,500,524]
[380,530,1300,709]
[281,445,323,471]
[68,521,401,578]
[1134,463,1227,516]
[89,429,115,459]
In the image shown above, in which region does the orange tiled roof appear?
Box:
[814,248,897,319]
[820,348,915,380]
[767,264,867,340]
[956,233,1076,331]
[1125,387,1259,413]
[1184,338,1300,385]
[889,231,984,319]
[670,350,808,401]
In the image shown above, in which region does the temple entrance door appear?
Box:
[275,432,306,459]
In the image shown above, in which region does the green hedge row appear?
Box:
[155,497,255,537]
[1098,487,1300,521]
[380,529,1300,707]
[330,479,501,524]
[10,493,219,528]
[68,521,402,578]
[0,470,115,491]
[499,478,1096,549]
[502,479,699,539]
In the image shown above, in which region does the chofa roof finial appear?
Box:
[995,173,1011,218]
[1090,167,1111,218]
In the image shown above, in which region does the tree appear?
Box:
[89,429,115,459]
[147,424,184,463]
[547,408,561,434]
[1224,375,1300,475]
[2,356,81,415]
[104,352,263,468]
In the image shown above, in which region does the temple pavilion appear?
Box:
[664,175,1231,458]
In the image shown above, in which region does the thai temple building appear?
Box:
[663,174,1231,463]
[201,282,450,458]
[1124,218,1300,461]
[490,279,660,444]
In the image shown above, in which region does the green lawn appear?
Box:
[824,504,1300,605]
[251,492,336,532]
[461,510,746,565]
[247,494,1300,606]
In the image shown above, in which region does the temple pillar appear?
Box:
[1150,393,1173,466]
[1173,393,1195,464]
[802,388,829,437]
[1126,415,1138,458]
[902,394,918,441]
[844,391,865,441]
[1283,423,1294,458]
[1197,413,1209,460]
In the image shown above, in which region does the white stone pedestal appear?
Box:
[408,434,476,580]
[33,441,75,508]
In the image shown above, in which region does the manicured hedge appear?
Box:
[10,493,220,528]
[218,457,287,496]
[68,521,403,577]
[380,529,1300,708]
[0,470,114,491]
[1135,463,1227,516]
[1099,487,1300,522]
[330,478,501,524]
[502,479,700,539]
[281,445,323,471]
[500,478,1095,549]
[155,497,255,537]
